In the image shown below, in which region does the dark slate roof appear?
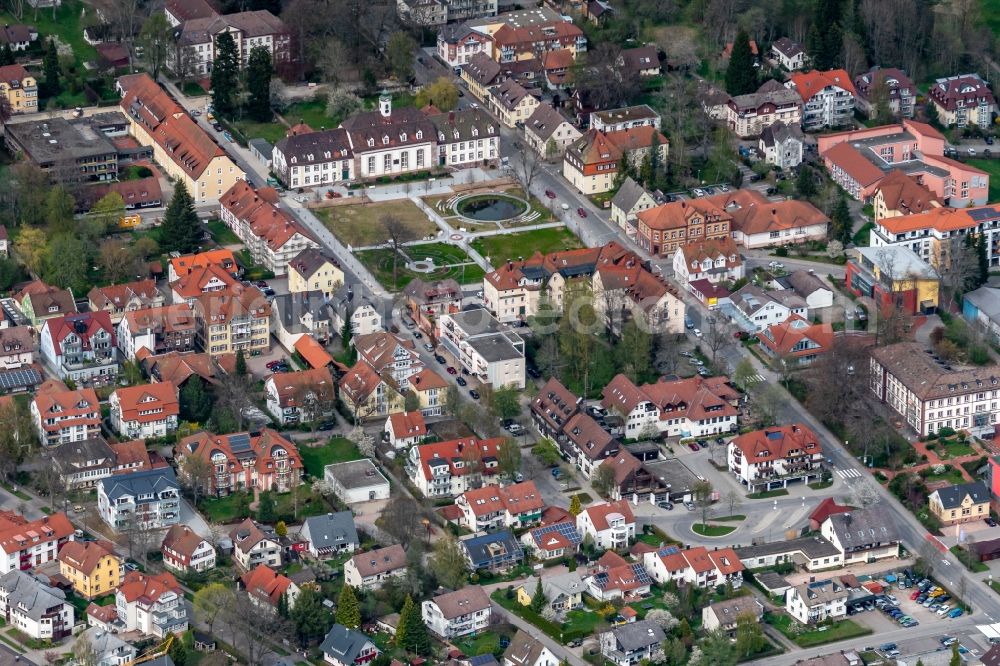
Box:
[320,624,375,664]
[933,480,990,510]
[303,511,359,549]
[274,128,352,166]
[289,248,338,281]
[461,530,524,567]
[99,467,178,501]
[429,108,497,144]
[611,177,651,213]
[272,291,334,335]
[826,507,899,548]
[610,620,665,651]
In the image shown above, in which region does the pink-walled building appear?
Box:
[818,119,989,206]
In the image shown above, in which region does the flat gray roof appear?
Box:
[467,332,522,362]
[642,458,698,493]
[324,459,389,490]
[735,535,841,560]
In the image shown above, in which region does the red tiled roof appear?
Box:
[412,437,505,480]
[810,497,853,525]
[32,380,100,436]
[294,336,333,369]
[176,428,302,478]
[58,539,117,575]
[729,424,822,463]
[118,570,180,603]
[582,500,634,531]
[788,69,856,101]
[0,512,73,555]
[43,312,116,356]
[241,565,294,606]
[388,411,427,439]
[267,367,334,408]
[759,314,834,358]
[112,382,179,425]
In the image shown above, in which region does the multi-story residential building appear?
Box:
[563,126,668,195]
[78,626,136,666]
[287,248,344,299]
[671,237,744,289]
[16,281,76,329]
[165,0,226,25]
[487,16,586,64]
[161,525,216,573]
[404,278,463,333]
[422,587,491,638]
[429,108,501,168]
[770,37,806,70]
[461,530,524,571]
[726,81,803,138]
[116,305,197,361]
[640,545,744,589]
[868,203,1000,268]
[560,412,619,478]
[174,428,303,496]
[523,103,581,157]
[115,571,188,637]
[97,468,181,532]
[109,382,180,440]
[854,67,917,119]
[818,120,989,206]
[240,564,299,609]
[87,280,163,324]
[530,377,580,438]
[728,424,824,493]
[229,519,282,570]
[169,251,241,305]
[406,437,504,497]
[408,367,448,417]
[57,540,122,599]
[338,360,405,421]
[0,512,74,575]
[576,501,635,551]
[588,105,659,133]
[0,570,73,640]
[169,10,290,76]
[0,326,34,370]
[846,245,940,315]
[192,284,271,356]
[758,315,834,366]
[728,284,808,333]
[220,181,319,276]
[928,74,997,128]
[872,170,941,222]
[759,121,804,169]
[0,64,37,114]
[437,23,492,67]
[264,367,335,425]
[343,544,407,591]
[39,311,118,385]
[30,379,102,446]
[270,291,336,349]
[610,178,657,238]
[634,197,731,258]
[601,374,739,440]
[786,580,848,625]
[385,411,427,449]
[786,69,856,131]
[585,553,652,601]
[821,507,899,564]
[455,481,545,531]
[488,79,539,128]
[599,621,665,666]
[51,438,116,489]
[436,308,525,388]
[395,0,447,26]
[4,117,117,182]
[929,481,990,527]
[354,331,424,391]
[330,284,382,337]
[300,512,359,558]
[870,341,1000,436]
[117,73,245,202]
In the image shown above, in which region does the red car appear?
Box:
[544,189,557,199]
[446,366,458,375]
[577,208,587,218]
[688,442,700,452]
[266,360,284,370]
[910,591,921,600]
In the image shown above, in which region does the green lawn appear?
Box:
[471,227,583,266]
[714,514,746,522]
[982,0,1000,37]
[283,92,416,131]
[207,219,241,246]
[968,159,1000,201]
[950,545,990,572]
[922,465,967,485]
[315,199,439,247]
[299,437,363,478]
[233,118,289,145]
[768,613,871,648]
[453,631,504,658]
[356,243,485,290]
[198,484,331,523]
[852,222,874,247]
[198,493,251,523]
[747,489,789,500]
[939,438,976,459]
[0,1,97,69]
[183,81,208,97]
[693,523,737,536]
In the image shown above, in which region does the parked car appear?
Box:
[693,328,703,338]
[657,501,674,510]
[424,343,435,352]
[412,330,423,339]
[469,389,480,400]
[688,442,700,452]
[545,190,557,199]
[435,354,447,364]
[949,608,964,618]
[456,376,467,386]
[446,366,458,375]
[987,517,998,527]
[577,207,587,218]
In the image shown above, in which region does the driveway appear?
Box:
[179,498,213,539]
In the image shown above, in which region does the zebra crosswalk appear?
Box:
[836,468,863,480]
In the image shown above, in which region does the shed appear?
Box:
[249,138,274,167]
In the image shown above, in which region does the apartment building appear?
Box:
[563,126,668,195]
[854,67,916,119]
[117,73,244,202]
[640,545,744,589]
[174,428,303,496]
[354,331,424,391]
[109,382,180,440]
[488,78,539,128]
[671,237,744,289]
[192,285,271,356]
[16,281,76,329]
[30,380,102,446]
[0,512,74,575]
[455,481,544,531]
[786,69,856,131]
[818,120,989,206]
[116,305,197,361]
[821,507,900,564]
[115,571,188,637]
[928,74,997,128]
[436,308,525,388]
[219,181,319,276]
[229,519,281,570]
[601,374,739,440]
[437,23,492,67]
[0,64,37,114]
[770,37,806,70]
[0,570,73,640]
[870,341,1000,437]
[868,204,1000,269]
[406,437,504,497]
[725,81,803,138]
[759,121,805,169]
[338,360,405,421]
[57,540,122,600]
[50,438,116,489]
[169,10,290,76]
[590,105,660,133]
[634,198,731,258]
[786,580,848,625]
[728,424,824,493]
[872,170,941,222]
[287,248,344,299]
[97,468,181,532]
[4,117,117,182]
[241,564,299,609]
[523,103,581,157]
[87,280,163,325]
[264,367,335,425]
[576,501,635,551]
[430,108,501,168]
[422,587,491,638]
[39,311,118,385]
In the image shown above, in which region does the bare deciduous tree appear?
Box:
[381,214,408,288]
[511,147,543,196]
[703,315,733,367]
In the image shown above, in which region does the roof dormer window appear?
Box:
[400,132,407,141]
[416,130,422,140]
[367,138,375,147]
[383,135,389,145]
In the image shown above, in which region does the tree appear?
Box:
[99,241,142,285]
[430,534,469,589]
[45,234,90,294]
[490,388,521,421]
[735,612,765,658]
[404,392,420,412]
[335,584,361,628]
[693,479,714,528]
[42,38,59,97]
[733,358,760,391]
[290,587,329,644]
[225,591,288,666]
[414,77,459,111]
[160,183,202,254]
[796,165,817,199]
[193,583,235,634]
[211,32,240,119]
[381,214,408,288]
[379,494,423,547]
[703,315,733,367]
[180,378,213,423]
[45,186,75,232]
[592,464,616,499]
[723,490,742,519]
[0,45,14,67]
[830,196,853,245]
[180,453,213,507]
[397,595,431,655]
[386,32,417,81]
[246,46,272,122]
[621,319,652,382]
[511,147,543,195]
[700,629,738,666]
[568,495,582,516]
[531,438,561,467]
[808,0,844,70]
[326,87,363,121]
[274,520,287,537]
[235,349,248,376]
[139,13,172,78]
[496,439,521,479]
[951,643,961,666]
[92,190,126,228]
[529,576,546,613]
[168,636,189,666]
[725,30,757,95]
[257,491,277,523]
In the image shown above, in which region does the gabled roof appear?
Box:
[771,37,804,58]
[100,467,178,502]
[288,247,339,281]
[112,382,179,425]
[875,170,941,215]
[503,629,553,666]
[118,570,180,604]
[0,512,73,555]
[412,437,504,480]
[932,481,991,510]
[33,380,101,434]
[0,570,68,621]
[824,506,898,547]
[221,180,316,252]
[609,620,665,651]
[229,518,277,554]
[729,423,822,462]
[787,69,856,101]
[429,585,491,618]
[176,428,302,478]
[611,177,653,214]
[266,367,334,408]
[161,524,211,563]
[530,377,580,433]
[460,481,544,517]
[387,411,427,439]
[348,544,406,578]
[525,103,574,141]
[303,511,359,549]
[562,412,617,461]
[581,500,634,531]
[42,311,116,356]
[320,624,377,664]
[58,539,118,575]
[241,564,295,605]
[88,279,160,311]
[16,280,76,317]
[121,305,196,337]
[759,314,834,358]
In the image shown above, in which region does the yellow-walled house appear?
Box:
[58,540,123,599]
[0,64,37,114]
[929,481,990,527]
[287,248,344,300]
[514,573,586,613]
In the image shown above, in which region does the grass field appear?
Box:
[968,158,1000,201]
[693,523,737,536]
[233,118,289,144]
[356,242,485,290]
[299,437,363,478]
[768,613,872,648]
[315,200,439,248]
[471,227,582,265]
[206,219,241,246]
[1,1,97,68]
[273,92,417,137]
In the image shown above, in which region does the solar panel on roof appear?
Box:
[531,521,583,545]
[0,367,40,390]
[228,433,252,454]
[631,563,653,585]
[656,546,679,557]
[968,208,1000,221]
